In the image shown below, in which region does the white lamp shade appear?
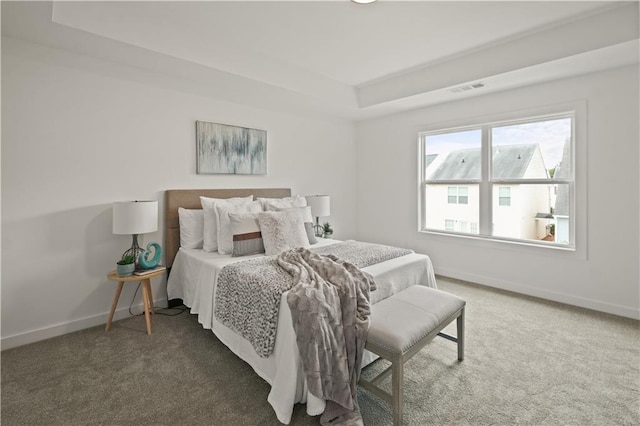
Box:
[305,195,330,218]
[113,201,158,235]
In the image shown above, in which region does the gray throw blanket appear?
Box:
[278,248,376,426]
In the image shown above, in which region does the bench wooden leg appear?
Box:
[392,359,403,426]
[457,307,465,361]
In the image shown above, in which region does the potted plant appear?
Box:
[116,255,135,277]
[322,222,334,238]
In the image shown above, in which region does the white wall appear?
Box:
[356,65,639,319]
[1,38,357,348]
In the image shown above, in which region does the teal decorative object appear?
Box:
[138,242,162,269]
[116,262,135,277]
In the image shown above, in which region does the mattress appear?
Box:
[167,239,437,424]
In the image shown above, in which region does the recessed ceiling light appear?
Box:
[352,0,377,4]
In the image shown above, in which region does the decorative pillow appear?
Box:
[178,208,204,249]
[217,201,263,255]
[200,196,252,252]
[304,222,318,245]
[259,195,307,211]
[275,206,317,244]
[257,210,309,256]
[229,213,264,257]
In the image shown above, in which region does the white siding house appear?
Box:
[553,139,572,244]
[425,144,551,240]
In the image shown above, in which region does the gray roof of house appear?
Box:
[425,154,438,170]
[553,139,571,180]
[427,144,539,180]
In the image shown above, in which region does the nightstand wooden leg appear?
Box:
[106,281,124,331]
[146,280,155,315]
[141,279,152,335]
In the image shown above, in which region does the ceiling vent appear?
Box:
[448,82,485,93]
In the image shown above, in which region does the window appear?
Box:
[498,187,511,206]
[444,219,455,231]
[448,186,468,204]
[447,187,456,204]
[419,112,574,248]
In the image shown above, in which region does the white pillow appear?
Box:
[178,208,204,249]
[278,205,313,222]
[200,196,252,252]
[217,201,263,255]
[275,206,317,245]
[257,210,309,256]
[259,195,307,211]
[229,212,264,257]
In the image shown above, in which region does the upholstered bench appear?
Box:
[360,285,466,425]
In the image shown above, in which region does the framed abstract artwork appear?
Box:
[196,121,267,175]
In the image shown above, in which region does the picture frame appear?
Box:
[196,121,267,175]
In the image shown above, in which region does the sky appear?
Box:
[425,117,571,170]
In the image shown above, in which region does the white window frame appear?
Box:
[418,105,585,254]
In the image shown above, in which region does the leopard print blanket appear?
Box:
[214,241,412,357]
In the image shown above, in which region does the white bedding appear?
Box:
[167,239,437,424]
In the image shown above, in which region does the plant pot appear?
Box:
[116,262,135,277]
[323,232,333,239]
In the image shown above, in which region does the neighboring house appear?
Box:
[424,144,551,240]
[553,139,572,244]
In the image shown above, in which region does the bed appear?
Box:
[165,188,437,424]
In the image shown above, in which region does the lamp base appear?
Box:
[314,217,324,238]
[121,234,144,265]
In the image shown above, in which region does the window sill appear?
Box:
[418,228,577,254]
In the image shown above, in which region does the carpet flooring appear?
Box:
[2,277,639,425]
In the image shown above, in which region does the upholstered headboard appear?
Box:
[165,188,291,267]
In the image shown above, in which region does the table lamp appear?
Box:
[113,200,158,264]
[305,195,330,237]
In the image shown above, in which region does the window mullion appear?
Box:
[479,125,491,235]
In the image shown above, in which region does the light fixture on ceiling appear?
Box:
[448,82,486,94]
[351,0,377,4]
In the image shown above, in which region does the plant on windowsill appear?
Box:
[322,222,333,239]
[116,255,135,277]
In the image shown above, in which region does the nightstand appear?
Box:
[105,268,165,335]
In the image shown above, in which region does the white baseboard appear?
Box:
[436,267,640,320]
[1,297,168,351]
